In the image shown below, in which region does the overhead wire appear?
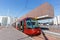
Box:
[18,0,28,14]
[25,0,28,9]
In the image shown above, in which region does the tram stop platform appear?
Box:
[0,26,33,40]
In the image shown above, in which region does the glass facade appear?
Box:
[2,17,8,26]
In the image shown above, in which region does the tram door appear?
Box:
[16,21,24,32]
[20,20,27,32]
[20,21,23,29]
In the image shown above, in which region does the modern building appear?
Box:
[38,16,60,25]
[53,16,60,25]
[0,16,17,27]
[19,2,54,21]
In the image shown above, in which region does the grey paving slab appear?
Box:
[43,30,60,38]
[0,27,33,40]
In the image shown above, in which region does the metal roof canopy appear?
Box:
[36,15,53,20]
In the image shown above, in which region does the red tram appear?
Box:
[15,17,41,35]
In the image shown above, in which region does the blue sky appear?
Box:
[0,0,60,17]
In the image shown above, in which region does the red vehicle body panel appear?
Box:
[24,28,41,35]
[16,17,41,35]
[23,19,41,35]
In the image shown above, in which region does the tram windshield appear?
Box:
[26,18,39,28]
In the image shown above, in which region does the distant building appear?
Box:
[38,18,53,25]
[0,16,17,27]
[53,16,60,25]
[38,16,60,25]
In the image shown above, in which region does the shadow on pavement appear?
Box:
[40,27,49,30]
[41,30,48,40]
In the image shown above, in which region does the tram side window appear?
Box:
[26,20,32,28]
[27,22,31,26]
[17,22,21,28]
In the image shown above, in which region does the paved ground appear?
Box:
[43,31,60,40]
[0,26,33,40]
[0,26,60,40]
[32,30,60,40]
[0,26,5,30]
[38,25,60,40]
